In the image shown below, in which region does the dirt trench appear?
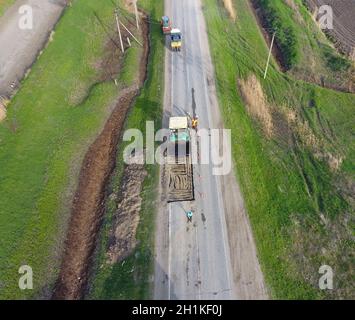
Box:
[248,0,288,72]
[52,13,150,300]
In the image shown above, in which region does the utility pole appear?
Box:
[120,21,143,46]
[115,9,124,53]
[133,0,139,30]
[264,32,275,79]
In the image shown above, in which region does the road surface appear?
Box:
[0,0,66,97]
[154,0,268,300]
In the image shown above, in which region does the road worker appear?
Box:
[191,116,198,130]
[186,210,193,222]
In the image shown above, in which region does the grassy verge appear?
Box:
[87,0,164,299]
[204,0,354,299]
[0,0,140,299]
[0,0,15,17]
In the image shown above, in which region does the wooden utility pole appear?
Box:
[120,21,143,46]
[264,32,275,79]
[133,0,139,30]
[115,9,124,53]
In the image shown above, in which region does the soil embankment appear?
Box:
[52,14,150,300]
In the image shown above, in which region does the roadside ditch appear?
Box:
[52,11,150,300]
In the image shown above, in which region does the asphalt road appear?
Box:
[154,0,268,300]
[0,0,66,97]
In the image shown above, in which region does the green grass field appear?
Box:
[203,0,354,299]
[0,0,142,299]
[87,0,164,300]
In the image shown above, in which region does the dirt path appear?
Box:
[0,0,67,98]
[52,15,150,300]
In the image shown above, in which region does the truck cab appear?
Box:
[168,117,190,160]
[170,28,182,51]
[161,16,172,34]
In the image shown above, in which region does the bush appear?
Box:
[259,0,299,69]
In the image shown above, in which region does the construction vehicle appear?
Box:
[166,117,194,202]
[161,16,172,34]
[170,28,182,51]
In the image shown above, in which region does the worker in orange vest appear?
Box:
[191,115,198,130]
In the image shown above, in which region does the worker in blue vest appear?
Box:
[186,210,193,222]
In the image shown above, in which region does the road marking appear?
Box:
[215,176,234,295]
[184,3,203,299]
[164,0,234,300]
[182,1,191,103]
[168,203,172,300]
[194,0,234,297]
[168,37,174,300]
